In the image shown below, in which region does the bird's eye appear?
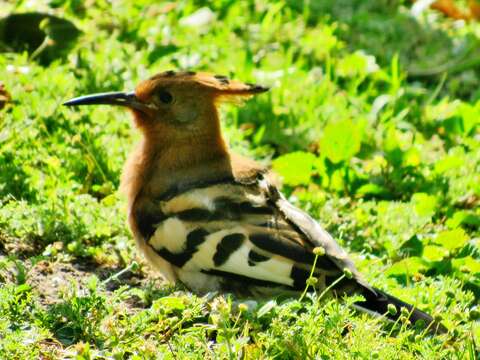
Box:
[157,90,173,104]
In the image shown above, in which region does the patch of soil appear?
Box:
[0,232,48,259]
[26,258,166,307]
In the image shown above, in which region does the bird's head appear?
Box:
[64,71,268,144]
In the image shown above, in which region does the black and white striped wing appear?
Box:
[138,177,365,296]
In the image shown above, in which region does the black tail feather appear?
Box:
[355,286,448,335]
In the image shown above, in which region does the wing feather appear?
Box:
[142,178,366,295]
[259,177,369,288]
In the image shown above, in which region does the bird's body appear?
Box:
[64,71,446,334]
[128,156,360,297]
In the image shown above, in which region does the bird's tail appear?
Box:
[354,286,448,335]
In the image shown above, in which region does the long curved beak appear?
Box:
[63,91,149,113]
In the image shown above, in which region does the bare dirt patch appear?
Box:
[26,258,166,306]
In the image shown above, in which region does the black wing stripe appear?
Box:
[154,228,209,267]
[248,250,270,266]
[176,208,220,222]
[249,233,314,264]
[155,170,267,202]
[214,196,273,216]
[249,232,338,271]
[156,176,236,202]
[202,269,288,289]
[173,201,273,223]
[135,209,167,239]
[213,233,245,266]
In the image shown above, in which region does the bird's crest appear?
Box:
[136,70,269,105]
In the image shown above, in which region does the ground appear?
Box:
[0,1,479,359]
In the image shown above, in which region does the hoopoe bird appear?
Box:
[64,71,446,333]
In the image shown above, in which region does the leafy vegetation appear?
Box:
[0,0,479,358]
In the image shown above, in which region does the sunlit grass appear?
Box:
[0,0,478,358]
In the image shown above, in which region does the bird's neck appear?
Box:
[121,122,231,209]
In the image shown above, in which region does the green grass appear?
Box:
[0,0,479,358]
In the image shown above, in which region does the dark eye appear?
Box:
[157,90,173,104]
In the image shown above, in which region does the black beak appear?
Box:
[63,91,149,113]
